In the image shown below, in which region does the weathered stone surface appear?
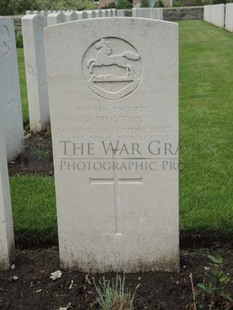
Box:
[45,18,179,272]
[0,17,24,160]
[204,4,225,27]
[225,3,233,32]
[22,14,50,132]
[0,20,15,268]
[47,12,66,26]
[117,10,125,17]
[64,11,78,22]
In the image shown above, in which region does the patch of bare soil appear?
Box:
[0,247,233,310]
[8,131,53,176]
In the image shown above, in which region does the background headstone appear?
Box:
[95,10,102,18]
[0,20,15,267]
[204,4,225,27]
[0,17,24,161]
[22,14,50,132]
[64,11,78,22]
[45,18,179,272]
[211,4,225,28]
[82,11,88,19]
[117,10,125,17]
[225,3,233,32]
[40,11,48,25]
[47,12,66,26]
[151,8,163,20]
[0,118,15,270]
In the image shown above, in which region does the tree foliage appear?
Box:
[140,0,150,7]
[116,0,133,8]
[0,0,95,15]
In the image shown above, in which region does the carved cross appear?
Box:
[89,170,143,235]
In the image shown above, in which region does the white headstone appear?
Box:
[99,10,103,18]
[225,3,233,32]
[95,10,102,18]
[45,18,179,272]
[82,11,88,19]
[117,10,125,17]
[64,11,78,22]
[139,8,152,18]
[76,11,82,19]
[40,11,48,25]
[132,8,137,17]
[211,4,225,28]
[77,11,88,19]
[151,8,163,20]
[47,12,66,26]
[22,14,50,132]
[0,18,24,161]
[91,10,97,18]
[204,5,210,22]
[0,41,15,269]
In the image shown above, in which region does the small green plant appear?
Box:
[93,274,140,310]
[116,0,133,9]
[65,302,72,310]
[172,0,182,6]
[30,144,52,160]
[140,0,150,7]
[105,2,116,8]
[188,255,233,310]
[16,33,23,48]
[44,126,51,137]
[0,0,96,15]
[154,0,164,7]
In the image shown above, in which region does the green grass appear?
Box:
[17,48,28,124]
[179,21,233,235]
[12,20,233,243]
[10,175,57,246]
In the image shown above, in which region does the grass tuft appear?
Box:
[93,274,139,310]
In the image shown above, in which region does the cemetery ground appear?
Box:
[0,20,232,309]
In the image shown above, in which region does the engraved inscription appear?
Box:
[0,25,11,57]
[82,37,142,100]
[55,126,171,143]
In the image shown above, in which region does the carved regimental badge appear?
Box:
[82,37,142,100]
[0,25,11,57]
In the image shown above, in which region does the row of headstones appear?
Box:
[204,3,233,31]
[23,9,164,132]
[132,8,163,20]
[26,8,164,23]
[26,9,123,24]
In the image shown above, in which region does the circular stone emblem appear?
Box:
[0,25,11,57]
[82,37,142,100]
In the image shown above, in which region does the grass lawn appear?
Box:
[10,175,57,245]
[12,20,233,244]
[179,20,233,235]
[17,48,29,124]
